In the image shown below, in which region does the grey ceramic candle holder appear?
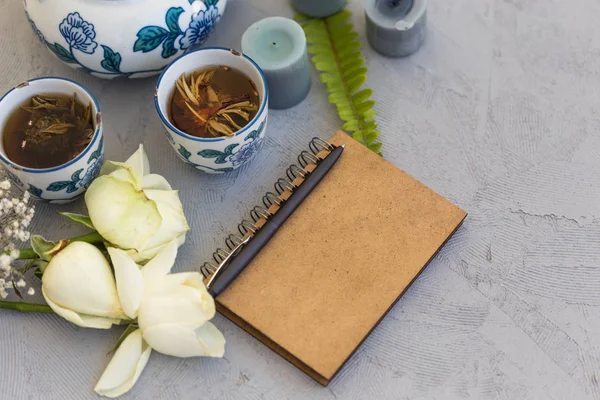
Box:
[365,0,427,57]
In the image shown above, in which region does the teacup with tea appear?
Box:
[155,47,269,174]
[0,77,104,203]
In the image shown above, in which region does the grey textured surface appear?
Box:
[1,0,599,399]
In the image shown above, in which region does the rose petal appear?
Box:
[108,247,144,319]
[125,144,150,179]
[142,174,172,191]
[86,176,162,252]
[137,282,214,332]
[42,287,121,329]
[140,240,178,286]
[94,329,152,398]
[142,189,190,251]
[42,242,124,318]
[142,322,225,358]
[127,233,186,264]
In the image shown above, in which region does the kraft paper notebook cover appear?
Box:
[209,131,466,385]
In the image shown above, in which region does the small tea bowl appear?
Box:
[0,77,104,203]
[155,47,268,174]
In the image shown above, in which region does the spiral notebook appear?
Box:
[205,131,466,385]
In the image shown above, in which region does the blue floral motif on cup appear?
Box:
[46,169,84,194]
[27,184,43,199]
[46,137,103,194]
[227,138,263,167]
[81,155,103,189]
[193,119,266,169]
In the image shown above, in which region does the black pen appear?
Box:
[206,144,345,297]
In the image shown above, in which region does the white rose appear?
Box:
[85,145,190,263]
[108,241,225,357]
[93,242,225,397]
[41,241,126,329]
[138,272,224,358]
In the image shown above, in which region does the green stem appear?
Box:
[17,248,37,260]
[15,231,104,260]
[0,301,54,313]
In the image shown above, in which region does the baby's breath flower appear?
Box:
[0,172,36,298]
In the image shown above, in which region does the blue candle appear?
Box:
[242,17,311,110]
[365,0,427,57]
[292,0,346,18]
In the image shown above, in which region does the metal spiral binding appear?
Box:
[263,191,283,208]
[238,219,258,236]
[201,137,334,279]
[286,164,307,181]
[201,234,246,279]
[250,205,272,223]
[275,177,296,194]
[213,248,229,264]
[298,151,320,168]
[201,261,217,278]
[309,137,335,155]
[225,233,243,251]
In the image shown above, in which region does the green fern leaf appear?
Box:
[314,62,338,73]
[343,32,360,43]
[365,130,379,145]
[329,92,348,103]
[319,73,337,83]
[331,24,353,38]
[361,109,377,120]
[340,51,361,64]
[297,8,383,155]
[347,75,366,93]
[369,142,383,153]
[326,81,345,92]
[341,57,365,69]
[364,120,377,130]
[342,60,365,76]
[312,53,335,64]
[344,67,368,80]
[336,104,353,113]
[343,120,360,131]
[308,44,330,53]
[338,41,362,56]
[351,89,373,104]
[356,100,375,115]
[339,112,356,122]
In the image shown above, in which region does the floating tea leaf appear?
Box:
[43,122,76,135]
[2,93,94,168]
[169,66,260,138]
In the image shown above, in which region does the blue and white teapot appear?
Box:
[23,0,227,79]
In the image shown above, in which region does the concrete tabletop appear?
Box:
[1,0,599,399]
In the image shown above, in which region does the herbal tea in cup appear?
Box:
[154,48,268,173]
[169,66,259,138]
[2,93,94,169]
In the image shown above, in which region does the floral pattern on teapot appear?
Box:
[23,0,224,79]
